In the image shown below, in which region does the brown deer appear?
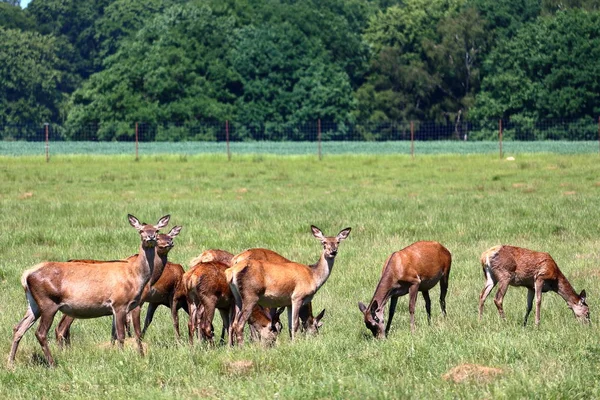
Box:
[54,226,183,345]
[227,225,351,345]
[178,252,281,345]
[8,214,170,367]
[479,245,589,326]
[358,241,452,338]
[233,248,326,335]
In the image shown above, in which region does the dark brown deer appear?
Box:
[179,252,281,345]
[479,245,589,326]
[227,226,351,345]
[54,226,183,345]
[8,214,170,367]
[358,241,452,338]
[233,248,326,335]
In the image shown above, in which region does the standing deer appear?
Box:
[233,248,326,335]
[179,252,281,345]
[479,245,589,326]
[8,214,170,367]
[54,226,183,345]
[228,225,351,345]
[358,241,452,338]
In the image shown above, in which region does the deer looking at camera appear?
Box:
[479,245,589,326]
[358,241,452,338]
[54,226,184,345]
[8,214,170,367]
[227,225,351,345]
[232,248,326,335]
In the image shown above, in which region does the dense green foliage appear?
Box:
[1,154,600,398]
[1,0,600,140]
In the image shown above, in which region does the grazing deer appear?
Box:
[189,249,234,268]
[8,214,170,367]
[479,245,589,326]
[358,241,452,338]
[228,225,351,345]
[233,248,326,335]
[179,253,281,345]
[54,226,184,345]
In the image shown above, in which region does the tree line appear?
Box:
[1,0,600,141]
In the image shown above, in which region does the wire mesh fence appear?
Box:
[1,118,599,158]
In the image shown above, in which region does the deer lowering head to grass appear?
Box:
[479,245,589,326]
[179,251,281,346]
[233,248,326,335]
[54,226,183,346]
[227,225,351,345]
[358,241,452,338]
[8,214,170,367]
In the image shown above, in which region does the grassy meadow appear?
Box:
[1,153,600,399]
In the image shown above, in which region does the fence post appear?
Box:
[135,122,139,161]
[410,121,414,159]
[318,119,322,161]
[597,116,599,155]
[226,120,231,161]
[499,119,503,159]
[44,123,49,162]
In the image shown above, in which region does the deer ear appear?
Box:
[155,215,171,229]
[358,302,367,313]
[168,226,182,237]
[128,214,143,230]
[580,290,587,302]
[311,225,325,240]
[337,227,351,241]
[370,300,379,316]
[315,308,326,321]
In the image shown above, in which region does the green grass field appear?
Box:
[1,153,599,399]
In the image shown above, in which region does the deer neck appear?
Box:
[149,251,168,285]
[368,273,395,311]
[556,273,580,307]
[133,243,157,289]
[310,253,336,290]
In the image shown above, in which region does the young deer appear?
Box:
[233,248,326,335]
[358,241,452,338]
[179,254,281,345]
[228,225,351,345]
[54,226,183,345]
[8,214,170,367]
[479,245,589,326]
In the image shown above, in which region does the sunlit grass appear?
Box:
[1,153,599,399]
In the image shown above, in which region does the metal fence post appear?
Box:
[44,123,49,162]
[226,120,231,161]
[135,122,139,161]
[499,119,503,159]
[318,119,322,161]
[410,121,414,159]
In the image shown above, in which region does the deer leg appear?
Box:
[8,306,39,367]
[187,301,196,345]
[169,297,181,339]
[290,300,304,340]
[233,298,257,346]
[422,290,432,324]
[534,279,544,326]
[113,309,128,351]
[218,308,229,345]
[35,308,58,367]
[408,284,419,333]
[384,296,398,336]
[493,280,510,319]
[228,303,237,346]
[439,273,449,316]
[478,269,497,320]
[130,306,143,343]
[287,306,293,339]
[523,288,534,326]
[142,303,159,338]
[55,314,74,348]
[200,301,216,344]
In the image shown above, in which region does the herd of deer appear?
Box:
[7,214,590,367]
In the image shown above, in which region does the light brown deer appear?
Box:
[54,226,183,345]
[358,241,452,338]
[479,245,589,326]
[233,248,326,335]
[227,225,351,345]
[8,214,170,367]
[179,253,281,345]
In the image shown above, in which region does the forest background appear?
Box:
[1,0,600,141]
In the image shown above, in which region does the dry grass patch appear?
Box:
[224,359,255,375]
[442,363,505,384]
